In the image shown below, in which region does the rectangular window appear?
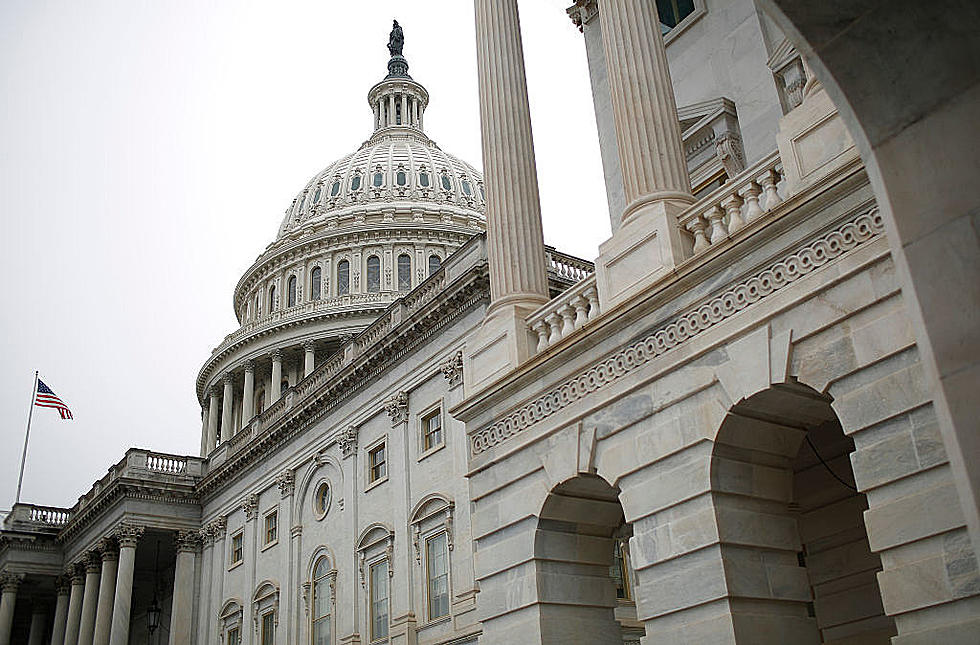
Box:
[426,533,450,620]
[422,409,443,452]
[264,510,278,545]
[611,539,632,600]
[230,531,244,565]
[312,577,331,645]
[227,627,240,645]
[369,443,387,483]
[370,560,389,640]
[261,612,275,645]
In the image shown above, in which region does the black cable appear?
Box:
[805,434,858,492]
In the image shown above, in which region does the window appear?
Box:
[311,266,322,301]
[314,481,331,519]
[419,171,430,188]
[397,254,411,291]
[366,255,380,293]
[369,560,389,640]
[461,179,472,195]
[421,409,443,452]
[396,170,407,186]
[287,275,297,307]
[261,612,275,645]
[657,0,695,31]
[426,533,450,620]
[337,260,350,296]
[230,531,244,566]
[611,538,633,600]
[351,174,362,191]
[373,171,384,187]
[313,186,321,203]
[428,255,441,276]
[269,285,277,312]
[227,626,241,645]
[440,173,452,191]
[280,379,290,394]
[330,181,340,197]
[368,442,387,483]
[264,510,278,546]
[312,557,332,645]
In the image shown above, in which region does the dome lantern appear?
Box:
[368,20,429,132]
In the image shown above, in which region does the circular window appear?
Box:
[313,481,331,519]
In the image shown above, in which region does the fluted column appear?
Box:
[220,374,234,442]
[241,360,255,426]
[168,532,200,644]
[0,572,23,645]
[271,350,283,399]
[303,341,315,377]
[474,0,549,309]
[199,403,209,456]
[108,525,142,645]
[76,553,100,645]
[50,576,70,645]
[207,388,219,450]
[27,603,47,645]
[63,568,85,645]
[92,541,117,645]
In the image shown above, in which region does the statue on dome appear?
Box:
[388,20,404,57]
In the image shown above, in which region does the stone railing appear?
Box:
[145,452,187,474]
[1,503,73,531]
[679,151,786,256]
[527,274,600,355]
[545,247,595,283]
[28,504,71,526]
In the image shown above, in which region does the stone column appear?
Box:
[107,524,142,645]
[270,350,283,399]
[76,553,100,645]
[168,531,200,644]
[27,603,47,645]
[242,360,255,425]
[0,572,23,645]
[303,341,315,377]
[594,0,695,308]
[50,576,71,645]
[220,373,234,442]
[207,388,219,450]
[63,568,85,645]
[92,540,117,645]
[199,403,209,456]
[465,0,550,393]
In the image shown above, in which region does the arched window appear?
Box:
[440,173,452,191]
[254,293,261,319]
[373,171,384,187]
[312,557,332,645]
[310,267,322,301]
[337,260,350,296]
[280,379,289,394]
[366,255,381,293]
[461,179,472,195]
[419,171,430,188]
[428,255,442,276]
[350,174,362,191]
[396,170,407,186]
[330,180,341,196]
[269,285,277,312]
[313,186,321,203]
[287,275,297,307]
[397,254,411,291]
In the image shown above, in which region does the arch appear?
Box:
[366,255,381,293]
[219,598,243,618]
[252,580,279,603]
[268,284,277,312]
[337,260,350,296]
[287,275,297,307]
[310,266,322,301]
[294,454,344,522]
[410,493,452,524]
[307,545,336,579]
[357,522,394,551]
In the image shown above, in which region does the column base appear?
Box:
[463,298,546,397]
[595,198,692,311]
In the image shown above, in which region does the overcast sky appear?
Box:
[0,0,609,509]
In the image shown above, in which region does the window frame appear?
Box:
[365,255,381,293]
[310,555,335,645]
[366,438,388,490]
[337,259,350,296]
[312,480,332,521]
[424,531,451,622]
[427,254,442,277]
[310,266,322,301]
[261,610,275,645]
[262,508,279,549]
[368,558,390,642]
[287,274,298,308]
[418,402,445,459]
[229,529,245,569]
[396,254,412,292]
[661,0,706,46]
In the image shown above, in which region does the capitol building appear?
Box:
[2,1,978,644]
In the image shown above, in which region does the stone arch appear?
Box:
[307,545,336,578]
[294,454,343,523]
[410,493,452,524]
[757,0,979,557]
[708,382,894,644]
[532,473,641,644]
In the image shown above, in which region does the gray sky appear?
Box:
[0,0,608,509]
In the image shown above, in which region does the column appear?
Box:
[27,604,47,645]
[92,541,117,645]
[108,524,142,645]
[199,403,209,456]
[271,350,283,399]
[207,388,219,450]
[50,576,70,645]
[63,568,85,645]
[400,93,408,126]
[303,341,315,377]
[388,94,395,127]
[594,0,695,307]
[0,573,23,645]
[76,553,100,645]
[168,532,200,644]
[220,373,234,442]
[241,360,255,425]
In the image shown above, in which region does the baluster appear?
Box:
[738,182,763,222]
[705,206,728,245]
[585,286,600,321]
[559,304,576,337]
[757,168,782,211]
[532,320,550,353]
[572,295,589,328]
[685,215,710,254]
[722,194,745,234]
[546,312,563,345]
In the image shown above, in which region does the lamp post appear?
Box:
[146,540,161,641]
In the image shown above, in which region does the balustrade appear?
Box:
[545,248,595,282]
[145,453,187,474]
[527,275,600,354]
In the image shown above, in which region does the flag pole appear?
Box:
[15,371,39,505]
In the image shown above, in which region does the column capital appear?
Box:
[69,564,86,585]
[55,574,72,596]
[84,552,102,574]
[98,537,119,562]
[241,494,259,521]
[244,360,255,374]
[385,391,409,426]
[174,530,202,554]
[205,516,228,542]
[303,340,316,352]
[567,0,598,31]
[114,523,144,548]
[338,426,358,458]
[441,350,464,388]
[276,470,295,498]
[0,572,24,592]
[222,372,234,386]
[271,348,283,362]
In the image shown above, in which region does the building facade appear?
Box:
[2,2,978,644]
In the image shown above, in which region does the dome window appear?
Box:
[397,254,411,291]
[373,172,384,188]
[440,173,452,191]
[419,172,430,188]
[461,179,472,196]
[479,183,486,200]
[351,174,362,191]
[428,255,442,276]
[287,275,297,307]
[396,170,407,186]
[337,260,350,296]
[366,255,381,293]
[269,285,277,312]
[310,267,322,301]
[330,181,341,197]
[313,186,322,203]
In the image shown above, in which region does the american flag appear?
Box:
[35,379,73,419]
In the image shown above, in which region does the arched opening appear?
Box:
[337,260,350,296]
[287,275,297,307]
[268,285,277,312]
[710,381,895,643]
[534,474,642,644]
[428,254,441,276]
[397,254,411,291]
[366,255,381,293]
[310,266,322,301]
